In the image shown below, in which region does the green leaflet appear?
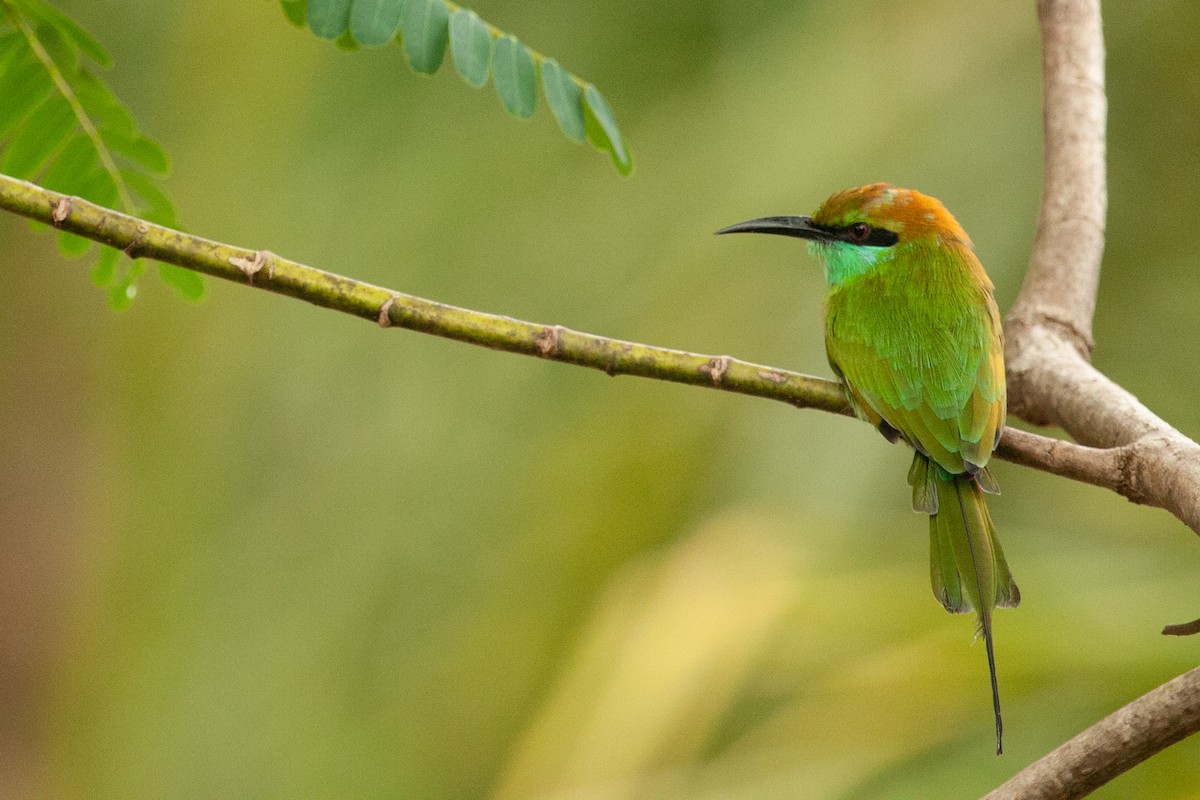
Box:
[583,84,632,176]
[307,0,352,40]
[159,263,205,301]
[0,52,54,140]
[334,27,360,51]
[34,19,77,75]
[539,59,584,143]
[350,0,404,47]
[74,69,138,134]
[58,230,92,257]
[492,35,535,119]
[401,0,449,74]
[283,0,631,174]
[90,243,119,287]
[449,8,491,88]
[280,0,307,28]
[15,0,110,67]
[102,130,170,176]
[38,134,97,196]
[123,170,177,227]
[108,264,143,310]
[0,0,195,304]
[0,95,74,178]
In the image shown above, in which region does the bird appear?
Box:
[717,183,1019,754]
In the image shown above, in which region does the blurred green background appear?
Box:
[2,1,1199,797]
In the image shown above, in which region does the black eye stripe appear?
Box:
[860,227,899,247]
[815,222,899,247]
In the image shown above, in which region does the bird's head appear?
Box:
[717,183,974,285]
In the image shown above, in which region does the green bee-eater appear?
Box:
[718,183,1019,754]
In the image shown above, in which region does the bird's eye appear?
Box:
[847,223,871,242]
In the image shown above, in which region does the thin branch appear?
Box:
[1162,619,1200,637]
[981,667,1200,800]
[0,171,1153,508]
[993,427,1123,491]
[0,173,849,416]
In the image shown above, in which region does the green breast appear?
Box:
[823,240,1004,472]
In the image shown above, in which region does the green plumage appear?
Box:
[817,186,1018,753]
[921,459,1019,616]
[718,182,1021,754]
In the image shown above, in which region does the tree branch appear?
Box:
[981,667,1200,800]
[0,173,853,413]
[0,169,1194,537]
[1007,0,1108,358]
[1004,0,1200,528]
[1002,0,1200,487]
[986,1,1200,797]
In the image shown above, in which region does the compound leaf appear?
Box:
[283,0,630,174]
[0,0,195,303]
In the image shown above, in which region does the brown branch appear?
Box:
[981,667,1200,800]
[1162,619,1200,637]
[1002,0,1196,462]
[1002,0,1200,530]
[996,426,1200,534]
[1007,0,1107,359]
[993,427,1123,491]
[1000,0,1200,531]
[987,1,1200,797]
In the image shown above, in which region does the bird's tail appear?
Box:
[912,456,1020,754]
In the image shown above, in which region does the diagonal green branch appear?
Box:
[0,171,1161,519]
[0,171,848,413]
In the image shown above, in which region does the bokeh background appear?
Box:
[2,1,1199,797]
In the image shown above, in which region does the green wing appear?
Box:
[824,254,1005,475]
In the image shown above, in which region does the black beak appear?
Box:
[714,215,832,241]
